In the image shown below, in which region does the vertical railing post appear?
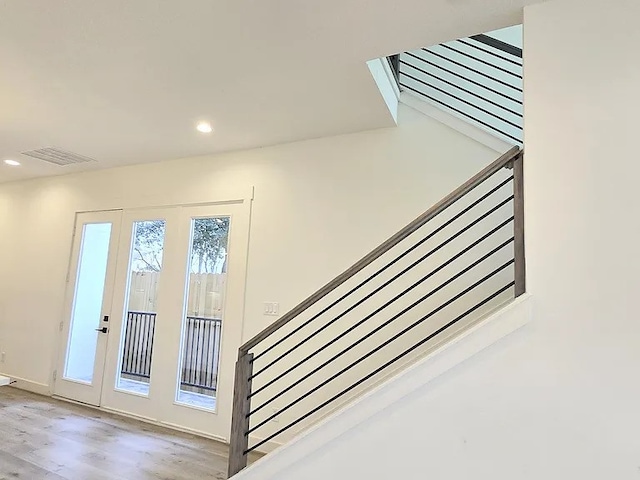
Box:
[513,152,526,297]
[228,350,254,478]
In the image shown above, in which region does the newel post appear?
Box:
[228,351,254,478]
[513,152,526,297]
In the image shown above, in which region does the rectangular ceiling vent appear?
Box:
[21,147,97,166]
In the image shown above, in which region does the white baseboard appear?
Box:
[2,374,51,396]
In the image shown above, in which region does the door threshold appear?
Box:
[51,394,101,409]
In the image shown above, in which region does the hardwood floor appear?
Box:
[0,388,255,479]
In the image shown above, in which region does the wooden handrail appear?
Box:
[239,145,521,354]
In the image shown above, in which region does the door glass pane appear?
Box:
[117,220,166,396]
[176,217,230,410]
[64,223,112,383]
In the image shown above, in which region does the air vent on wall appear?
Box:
[21,147,97,166]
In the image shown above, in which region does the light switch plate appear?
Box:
[263,302,280,316]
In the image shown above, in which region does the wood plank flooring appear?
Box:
[0,388,257,480]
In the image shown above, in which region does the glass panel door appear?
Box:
[99,202,250,440]
[157,202,250,439]
[55,210,122,406]
[176,216,230,410]
[100,207,180,420]
[116,220,167,396]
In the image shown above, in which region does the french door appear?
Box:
[55,210,122,406]
[56,201,250,440]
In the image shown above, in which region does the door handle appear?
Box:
[95,327,108,334]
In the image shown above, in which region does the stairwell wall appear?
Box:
[230,0,640,477]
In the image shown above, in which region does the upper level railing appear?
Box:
[398,33,523,145]
[228,146,525,477]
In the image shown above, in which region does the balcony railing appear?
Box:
[121,311,222,393]
[398,33,523,145]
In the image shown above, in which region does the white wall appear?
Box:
[0,104,500,397]
[230,0,640,477]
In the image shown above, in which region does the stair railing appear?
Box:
[229,146,525,476]
[399,33,523,145]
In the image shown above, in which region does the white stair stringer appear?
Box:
[401,91,514,155]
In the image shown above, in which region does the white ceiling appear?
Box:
[0,0,538,183]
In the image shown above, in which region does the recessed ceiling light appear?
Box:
[4,159,20,166]
[196,122,213,134]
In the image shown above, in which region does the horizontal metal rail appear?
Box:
[401,63,522,117]
[249,232,514,415]
[252,175,515,364]
[420,48,522,93]
[250,196,514,382]
[239,146,520,353]
[402,52,522,104]
[247,259,513,434]
[440,44,522,79]
[401,70,523,128]
[246,280,515,453]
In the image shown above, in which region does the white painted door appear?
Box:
[100,206,179,417]
[54,210,122,406]
[158,202,250,438]
[100,201,250,440]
